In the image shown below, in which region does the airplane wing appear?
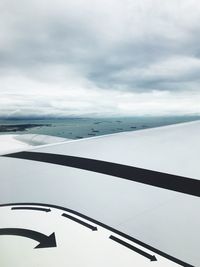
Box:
[0,121,199,267]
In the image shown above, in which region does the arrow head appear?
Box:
[150,255,157,262]
[46,209,51,212]
[92,226,98,231]
[34,232,57,249]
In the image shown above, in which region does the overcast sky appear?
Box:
[1,0,200,118]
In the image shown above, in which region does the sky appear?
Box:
[1,0,200,118]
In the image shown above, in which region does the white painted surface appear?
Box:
[15,134,69,146]
[0,121,199,266]
[35,120,200,179]
[0,205,179,267]
[0,135,33,155]
[0,134,69,155]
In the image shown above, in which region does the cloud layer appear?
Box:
[1,0,200,117]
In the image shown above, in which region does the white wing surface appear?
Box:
[0,121,199,267]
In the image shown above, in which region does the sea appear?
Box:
[0,116,199,139]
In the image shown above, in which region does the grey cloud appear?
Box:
[1,0,200,116]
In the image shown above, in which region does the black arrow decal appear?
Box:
[11,206,51,212]
[110,235,157,262]
[0,228,56,249]
[0,203,193,267]
[62,213,98,231]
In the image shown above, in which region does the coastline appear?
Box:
[0,116,199,139]
[0,124,51,133]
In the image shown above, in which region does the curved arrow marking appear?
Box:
[0,228,56,249]
[0,203,194,267]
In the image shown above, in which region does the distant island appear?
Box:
[0,124,51,133]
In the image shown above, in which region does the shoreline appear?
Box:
[0,124,51,133]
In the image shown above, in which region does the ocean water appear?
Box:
[0,116,199,139]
